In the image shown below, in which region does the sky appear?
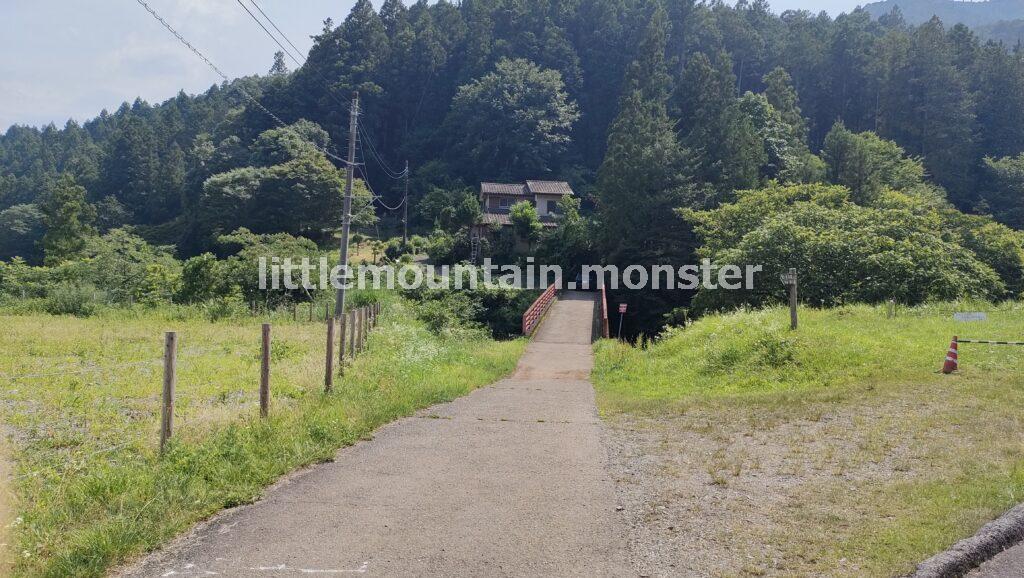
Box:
[0,0,864,129]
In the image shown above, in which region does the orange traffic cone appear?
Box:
[942,336,959,374]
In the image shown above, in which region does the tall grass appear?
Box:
[594,301,1024,411]
[0,297,524,577]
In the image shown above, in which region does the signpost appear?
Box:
[954,312,988,322]
[618,303,627,340]
[780,268,798,330]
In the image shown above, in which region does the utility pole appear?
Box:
[402,160,409,246]
[335,91,359,320]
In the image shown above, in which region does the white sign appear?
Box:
[618,304,628,314]
[954,312,988,322]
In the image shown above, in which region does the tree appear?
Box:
[538,196,593,273]
[822,122,926,205]
[509,201,542,248]
[419,186,480,232]
[196,123,375,247]
[40,174,96,265]
[762,67,807,146]
[445,58,580,180]
[0,204,45,263]
[981,154,1024,229]
[269,51,289,76]
[596,6,695,332]
[682,183,1014,313]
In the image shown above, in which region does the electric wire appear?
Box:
[233,0,303,68]
[134,0,356,166]
[222,0,408,179]
[247,0,307,63]
[134,0,404,215]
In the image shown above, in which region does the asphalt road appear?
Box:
[970,544,1024,577]
[119,291,631,577]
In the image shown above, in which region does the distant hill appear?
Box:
[862,0,1024,27]
[862,0,1024,44]
[976,18,1024,44]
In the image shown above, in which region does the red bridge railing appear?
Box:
[522,281,558,336]
[600,286,610,338]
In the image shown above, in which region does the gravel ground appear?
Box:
[597,384,1019,577]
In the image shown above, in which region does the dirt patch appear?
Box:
[0,445,15,575]
[601,381,1024,577]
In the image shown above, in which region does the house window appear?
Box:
[498,197,513,208]
[547,200,562,215]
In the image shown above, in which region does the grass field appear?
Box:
[0,298,524,577]
[594,303,1024,577]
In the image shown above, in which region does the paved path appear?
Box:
[121,292,631,577]
[970,544,1024,577]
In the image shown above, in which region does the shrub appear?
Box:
[44,283,102,317]
[202,295,247,322]
[178,253,234,303]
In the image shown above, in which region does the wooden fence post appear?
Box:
[348,310,356,359]
[260,323,271,418]
[160,331,177,454]
[353,307,361,355]
[888,299,896,319]
[338,312,347,371]
[325,318,335,393]
[788,268,798,330]
[361,306,369,351]
[309,302,314,322]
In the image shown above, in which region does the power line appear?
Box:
[246,0,307,62]
[224,0,408,180]
[135,0,403,214]
[233,0,303,68]
[133,0,355,167]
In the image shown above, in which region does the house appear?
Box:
[477,180,575,229]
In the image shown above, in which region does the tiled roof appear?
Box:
[481,182,528,196]
[526,181,574,195]
[480,211,560,228]
[481,212,512,226]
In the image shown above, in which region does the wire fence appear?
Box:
[0,302,386,488]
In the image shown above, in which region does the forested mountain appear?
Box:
[975,18,1024,45]
[862,0,1024,44]
[2,0,1024,331]
[862,0,1024,28]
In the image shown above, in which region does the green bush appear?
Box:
[683,183,1020,313]
[202,295,247,322]
[44,283,103,317]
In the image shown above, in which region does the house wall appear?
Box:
[486,195,530,212]
[535,194,564,217]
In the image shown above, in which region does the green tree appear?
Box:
[981,154,1024,229]
[509,201,542,248]
[40,174,96,265]
[762,67,808,147]
[419,186,480,233]
[269,51,289,76]
[0,204,45,263]
[597,6,695,332]
[445,58,580,180]
[682,183,1013,313]
[822,123,926,205]
[538,196,593,273]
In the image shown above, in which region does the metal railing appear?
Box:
[522,281,558,336]
[600,286,610,339]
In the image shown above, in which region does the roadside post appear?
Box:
[618,303,627,340]
[781,268,798,330]
[260,323,271,418]
[160,331,177,454]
